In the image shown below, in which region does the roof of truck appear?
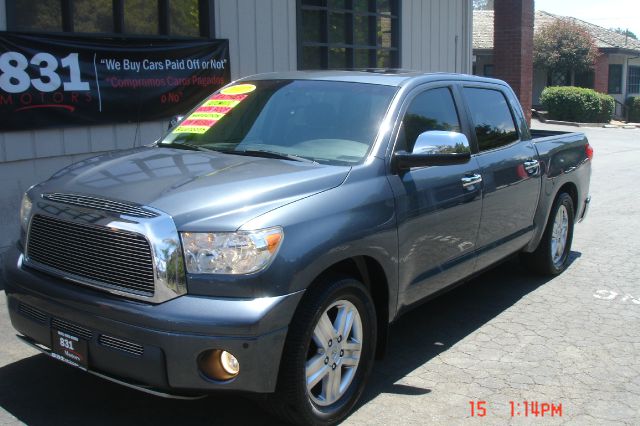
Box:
[236,70,505,87]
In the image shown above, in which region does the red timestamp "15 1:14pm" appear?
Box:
[469,400,563,417]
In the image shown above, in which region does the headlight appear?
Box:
[181,227,283,274]
[19,193,32,231]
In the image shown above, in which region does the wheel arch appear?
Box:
[302,256,391,360]
[525,179,579,253]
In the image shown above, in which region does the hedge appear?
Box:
[540,86,615,123]
[626,96,640,122]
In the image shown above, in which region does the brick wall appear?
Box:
[493,0,534,124]
[593,54,609,94]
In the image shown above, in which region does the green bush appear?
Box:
[540,86,615,123]
[626,96,640,122]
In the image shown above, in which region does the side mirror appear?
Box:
[395,131,471,170]
[168,115,184,130]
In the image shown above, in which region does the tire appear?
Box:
[521,192,575,275]
[267,276,377,425]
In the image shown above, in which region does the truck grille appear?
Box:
[26,214,156,297]
[99,334,144,356]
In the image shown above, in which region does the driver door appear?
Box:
[387,85,483,310]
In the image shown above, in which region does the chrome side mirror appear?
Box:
[395,131,471,170]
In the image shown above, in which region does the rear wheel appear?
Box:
[522,192,575,275]
[268,277,377,425]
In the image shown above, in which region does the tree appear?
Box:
[473,0,494,10]
[610,28,638,40]
[534,20,599,86]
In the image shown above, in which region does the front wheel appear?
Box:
[269,277,377,425]
[522,192,575,275]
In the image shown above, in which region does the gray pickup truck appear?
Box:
[4,71,591,425]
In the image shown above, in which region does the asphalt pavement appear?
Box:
[0,120,638,425]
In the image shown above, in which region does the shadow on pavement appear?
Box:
[358,253,581,406]
[0,254,579,425]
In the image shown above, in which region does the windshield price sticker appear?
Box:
[173,88,253,134]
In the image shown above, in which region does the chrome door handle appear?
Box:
[461,174,483,188]
[523,159,540,174]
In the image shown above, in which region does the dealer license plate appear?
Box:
[51,329,88,369]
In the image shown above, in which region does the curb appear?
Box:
[539,118,640,129]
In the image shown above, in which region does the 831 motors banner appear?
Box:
[0,32,230,131]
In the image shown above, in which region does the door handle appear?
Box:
[461,174,483,188]
[523,159,540,174]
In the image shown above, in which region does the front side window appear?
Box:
[629,66,640,94]
[161,80,397,165]
[298,0,400,69]
[463,87,518,151]
[397,88,461,152]
[608,64,623,94]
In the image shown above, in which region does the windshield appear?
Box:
[160,80,397,165]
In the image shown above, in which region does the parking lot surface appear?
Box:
[0,120,638,425]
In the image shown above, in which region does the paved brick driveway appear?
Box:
[0,121,638,425]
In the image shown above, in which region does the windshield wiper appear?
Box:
[159,141,212,152]
[223,149,317,164]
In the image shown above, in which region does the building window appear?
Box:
[7,0,209,38]
[629,66,640,94]
[298,0,400,70]
[608,64,623,94]
[575,69,594,89]
[483,64,494,77]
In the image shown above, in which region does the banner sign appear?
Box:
[0,33,230,131]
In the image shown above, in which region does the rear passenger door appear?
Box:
[388,85,483,310]
[461,86,541,270]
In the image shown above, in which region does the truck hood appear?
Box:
[40,147,349,231]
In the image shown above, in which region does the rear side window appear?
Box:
[397,87,461,152]
[463,88,518,151]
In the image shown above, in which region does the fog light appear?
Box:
[220,350,240,375]
[198,349,240,381]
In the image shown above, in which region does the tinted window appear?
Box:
[398,88,461,152]
[464,88,518,151]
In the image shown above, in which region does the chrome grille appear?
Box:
[27,214,156,297]
[42,193,158,218]
[51,317,93,340]
[18,303,47,323]
[99,334,144,356]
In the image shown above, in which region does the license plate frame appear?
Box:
[51,329,88,370]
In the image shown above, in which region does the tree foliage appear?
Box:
[534,20,599,82]
[610,28,638,40]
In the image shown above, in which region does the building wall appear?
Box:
[214,0,297,80]
[608,54,640,106]
[401,0,473,73]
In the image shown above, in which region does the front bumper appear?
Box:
[3,246,303,395]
